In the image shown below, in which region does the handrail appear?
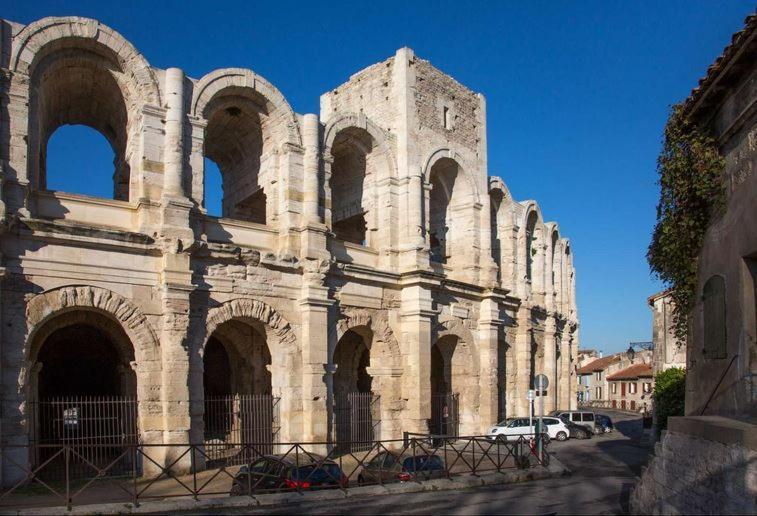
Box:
[699,354,738,416]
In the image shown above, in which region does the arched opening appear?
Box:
[29,48,132,201]
[203,158,224,217]
[429,158,472,265]
[551,231,559,288]
[330,128,374,245]
[29,311,138,477]
[497,339,508,422]
[202,90,272,224]
[202,320,276,466]
[45,125,121,199]
[525,210,539,281]
[430,336,464,436]
[490,190,504,282]
[332,329,377,451]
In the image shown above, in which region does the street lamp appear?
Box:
[626,344,636,363]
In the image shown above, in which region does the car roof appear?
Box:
[260,453,337,466]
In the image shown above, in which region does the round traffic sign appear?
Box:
[534,374,549,390]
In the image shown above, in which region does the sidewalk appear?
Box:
[2,458,570,515]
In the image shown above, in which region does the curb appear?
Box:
[3,458,570,515]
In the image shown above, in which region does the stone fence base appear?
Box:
[631,416,756,515]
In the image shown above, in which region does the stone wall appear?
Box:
[631,417,757,515]
[0,16,579,482]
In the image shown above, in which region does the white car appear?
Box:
[487,417,571,442]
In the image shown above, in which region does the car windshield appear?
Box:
[289,464,342,482]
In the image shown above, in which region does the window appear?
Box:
[595,371,602,381]
[629,382,637,394]
[595,386,602,399]
[643,382,652,393]
[571,413,581,422]
[443,106,452,129]
[702,275,727,359]
[611,383,617,394]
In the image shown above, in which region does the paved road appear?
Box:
[194,410,650,515]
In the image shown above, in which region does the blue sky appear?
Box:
[7,0,754,355]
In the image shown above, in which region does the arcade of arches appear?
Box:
[0,16,579,482]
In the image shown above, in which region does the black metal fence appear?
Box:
[334,392,380,454]
[0,432,549,511]
[203,395,281,467]
[29,396,139,480]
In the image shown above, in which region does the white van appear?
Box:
[555,411,596,433]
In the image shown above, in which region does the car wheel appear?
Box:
[556,431,568,441]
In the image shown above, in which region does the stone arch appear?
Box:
[11,16,161,105]
[488,176,516,285]
[431,314,480,435]
[323,113,396,248]
[424,149,480,266]
[331,307,403,439]
[25,285,160,367]
[191,68,301,146]
[13,17,161,202]
[521,201,546,293]
[190,68,301,224]
[196,298,300,443]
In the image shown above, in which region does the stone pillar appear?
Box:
[513,306,532,417]
[568,329,578,410]
[558,330,572,410]
[302,114,320,224]
[543,317,557,413]
[158,252,194,473]
[478,296,503,431]
[400,282,434,432]
[163,68,185,199]
[299,260,333,449]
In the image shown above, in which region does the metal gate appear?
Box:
[430,393,460,437]
[203,394,280,467]
[334,392,380,454]
[30,396,139,480]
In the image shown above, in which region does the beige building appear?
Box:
[607,363,653,413]
[0,17,578,481]
[578,350,651,408]
[648,291,685,374]
[633,13,756,515]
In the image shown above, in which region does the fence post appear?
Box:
[191,446,198,501]
[65,446,71,511]
[403,431,409,448]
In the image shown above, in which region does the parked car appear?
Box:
[486,417,561,442]
[230,454,347,495]
[564,420,593,439]
[358,451,446,484]
[595,414,614,433]
[554,411,597,433]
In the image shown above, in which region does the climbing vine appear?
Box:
[647,104,725,340]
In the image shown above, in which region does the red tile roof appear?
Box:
[577,354,621,375]
[607,363,653,381]
[684,13,757,118]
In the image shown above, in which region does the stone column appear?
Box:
[163,68,185,199]
[558,330,572,409]
[568,329,578,410]
[543,317,557,413]
[513,306,532,417]
[302,114,320,224]
[478,296,503,431]
[400,282,434,432]
[299,260,333,449]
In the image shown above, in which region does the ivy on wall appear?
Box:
[647,104,725,340]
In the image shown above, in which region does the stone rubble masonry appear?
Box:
[631,417,757,515]
[0,17,579,483]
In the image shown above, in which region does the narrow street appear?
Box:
[192,410,649,515]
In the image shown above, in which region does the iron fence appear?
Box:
[0,432,549,511]
[334,392,380,454]
[29,396,139,480]
[203,395,281,467]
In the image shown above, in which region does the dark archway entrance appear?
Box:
[429,337,460,436]
[333,329,379,452]
[202,320,278,467]
[30,313,138,478]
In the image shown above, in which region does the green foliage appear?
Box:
[653,367,686,430]
[648,104,725,340]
